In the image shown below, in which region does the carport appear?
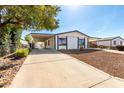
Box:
[31,33,55,49]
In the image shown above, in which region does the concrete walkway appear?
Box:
[10,49,124,88]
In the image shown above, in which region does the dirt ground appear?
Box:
[0,54,25,87]
[59,49,124,79]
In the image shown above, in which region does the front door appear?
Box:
[67,37,78,49]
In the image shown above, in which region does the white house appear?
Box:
[90,36,124,47]
[31,30,89,50]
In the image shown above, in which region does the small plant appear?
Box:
[97,45,108,49]
[116,45,124,51]
[0,62,14,70]
[16,48,29,57]
[89,42,98,48]
[80,43,84,51]
[109,46,117,50]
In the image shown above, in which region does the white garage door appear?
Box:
[67,37,78,49]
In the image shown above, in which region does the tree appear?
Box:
[0,5,60,30]
[10,27,22,52]
[0,26,11,56]
[25,34,33,49]
[25,34,33,43]
[0,5,60,55]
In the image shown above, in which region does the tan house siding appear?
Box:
[45,37,55,49]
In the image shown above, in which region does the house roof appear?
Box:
[55,30,90,37]
[30,33,54,36]
[30,30,89,37]
[30,33,54,42]
[89,37,102,42]
[89,36,101,39]
[93,36,124,41]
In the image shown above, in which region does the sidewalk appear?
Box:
[88,48,124,54]
[10,49,124,88]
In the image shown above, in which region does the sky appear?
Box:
[22,5,124,39]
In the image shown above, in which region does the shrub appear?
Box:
[89,43,98,48]
[116,45,124,51]
[109,46,117,50]
[16,48,29,57]
[80,46,84,51]
[97,45,108,49]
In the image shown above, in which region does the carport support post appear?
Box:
[55,35,59,50]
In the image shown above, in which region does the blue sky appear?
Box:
[22,5,124,39]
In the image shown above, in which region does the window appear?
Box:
[120,41,123,45]
[113,41,116,45]
[79,39,85,46]
[58,38,66,46]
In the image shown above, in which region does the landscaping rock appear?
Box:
[0,54,25,87]
[60,49,124,80]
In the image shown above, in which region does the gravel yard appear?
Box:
[59,49,124,79]
[0,54,25,88]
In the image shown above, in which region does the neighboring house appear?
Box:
[89,36,124,47]
[20,39,28,47]
[31,30,89,50]
[89,37,101,42]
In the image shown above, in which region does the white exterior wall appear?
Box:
[56,31,88,50]
[111,37,124,47]
[96,41,111,46]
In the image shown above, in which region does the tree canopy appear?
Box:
[0,5,60,30]
[0,5,60,56]
[25,34,33,43]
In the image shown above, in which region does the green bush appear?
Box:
[116,45,124,51]
[89,43,98,48]
[16,48,29,57]
[97,45,108,49]
[109,46,117,50]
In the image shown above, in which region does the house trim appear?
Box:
[55,30,90,37]
[66,36,68,49]
[57,36,59,50]
[84,38,85,48]
[54,36,56,49]
[77,37,79,49]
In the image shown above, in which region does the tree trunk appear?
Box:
[10,29,22,52]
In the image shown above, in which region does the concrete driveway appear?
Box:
[10,49,124,88]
